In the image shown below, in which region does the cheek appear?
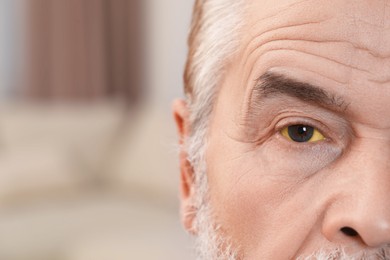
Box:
[205,144,297,249]
[207,156,293,255]
[205,140,340,251]
[254,138,342,182]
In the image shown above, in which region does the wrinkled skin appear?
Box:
[174,0,390,258]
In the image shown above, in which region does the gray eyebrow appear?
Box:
[249,72,348,113]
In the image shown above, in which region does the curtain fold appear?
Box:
[23,0,144,104]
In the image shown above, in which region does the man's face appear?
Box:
[175,0,390,258]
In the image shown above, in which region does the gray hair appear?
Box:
[184,0,245,192]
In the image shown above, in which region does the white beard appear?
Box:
[297,248,390,260]
[194,199,238,260]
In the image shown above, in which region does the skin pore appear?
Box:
[175,0,390,259]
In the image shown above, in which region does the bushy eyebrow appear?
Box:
[248,72,348,114]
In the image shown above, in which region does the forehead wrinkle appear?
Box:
[239,20,336,85]
[240,1,390,66]
[342,1,390,56]
[248,30,390,62]
[241,1,334,63]
[347,20,390,57]
[238,22,348,94]
[247,39,374,76]
[244,48,355,89]
[368,71,390,85]
[246,0,323,32]
[243,32,390,86]
[347,0,388,28]
[245,20,390,63]
[256,49,372,85]
[243,20,329,64]
[237,23,390,95]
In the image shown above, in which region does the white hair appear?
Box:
[184,3,245,253]
[184,0,246,210]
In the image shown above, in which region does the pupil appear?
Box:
[288,125,314,142]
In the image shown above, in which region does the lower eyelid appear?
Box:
[276,132,331,151]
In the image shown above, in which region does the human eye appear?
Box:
[280,124,326,143]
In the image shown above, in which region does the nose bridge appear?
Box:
[322,137,390,247]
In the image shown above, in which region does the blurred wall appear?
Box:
[0,0,17,99]
[2,0,28,100]
[23,0,145,103]
[0,1,196,260]
[146,0,193,108]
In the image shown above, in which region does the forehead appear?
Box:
[245,0,390,55]
[224,0,390,127]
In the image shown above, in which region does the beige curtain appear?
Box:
[23,0,144,103]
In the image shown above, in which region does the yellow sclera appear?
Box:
[281,125,325,143]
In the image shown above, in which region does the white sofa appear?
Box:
[0,102,192,260]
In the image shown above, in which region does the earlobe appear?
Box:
[172,99,198,233]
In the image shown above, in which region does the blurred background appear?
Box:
[0,0,194,259]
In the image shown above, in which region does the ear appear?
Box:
[172,99,197,234]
